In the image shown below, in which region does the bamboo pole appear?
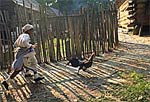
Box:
[56,18,61,60]
[47,20,55,62]
[114,3,119,47]
[96,5,101,55]
[86,6,91,53]
[0,11,7,68]
[15,0,21,34]
[64,28,71,60]
[43,7,49,63]
[99,4,105,53]
[23,0,27,23]
[39,6,47,63]
[3,11,13,67]
[68,17,75,56]
[0,11,3,69]
[60,31,65,60]
[35,20,42,63]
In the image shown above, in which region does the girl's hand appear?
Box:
[32,43,38,48]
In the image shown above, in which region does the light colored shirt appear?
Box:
[14,33,32,48]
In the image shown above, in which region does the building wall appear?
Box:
[116,0,150,35]
[117,0,132,33]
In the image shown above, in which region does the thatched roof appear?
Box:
[49,7,63,16]
[12,0,63,16]
[12,0,39,11]
[0,0,63,17]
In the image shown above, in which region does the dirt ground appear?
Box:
[0,33,150,102]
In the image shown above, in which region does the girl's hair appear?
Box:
[24,28,33,34]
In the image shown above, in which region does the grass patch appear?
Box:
[86,95,116,102]
[85,71,150,102]
[114,71,150,102]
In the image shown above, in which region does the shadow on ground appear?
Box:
[0,41,150,102]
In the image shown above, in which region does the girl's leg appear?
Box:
[87,52,95,61]
[2,68,22,90]
[27,55,44,81]
[77,64,84,74]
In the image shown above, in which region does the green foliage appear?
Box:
[35,0,113,14]
[51,0,73,12]
[36,0,55,5]
[35,0,74,14]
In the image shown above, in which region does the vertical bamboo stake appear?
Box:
[78,16,83,56]
[87,6,91,53]
[96,5,101,54]
[64,26,71,59]
[89,7,93,52]
[48,20,55,62]
[45,14,50,62]
[69,17,75,56]
[23,0,27,23]
[91,5,96,52]
[74,16,80,57]
[30,4,34,44]
[109,3,114,49]
[114,3,119,47]
[72,17,77,55]
[61,31,65,60]
[61,17,66,59]
[39,6,47,62]
[79,7,84,53]
[64,14,71,59]
[0,11,7,68]
[84,9,88,53]
[31,4,41,63]
[0,34,2,69]
[99,4,105,53]
[103,10,107,53]
[15,0,21,34]
[56,18,61,60]
[43,7,49,63]
[35,20,42,63]
[3,11,13,66]
[0,11,3,69]
[59,18,65,60]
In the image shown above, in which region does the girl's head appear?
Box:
[22,24,34,35]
